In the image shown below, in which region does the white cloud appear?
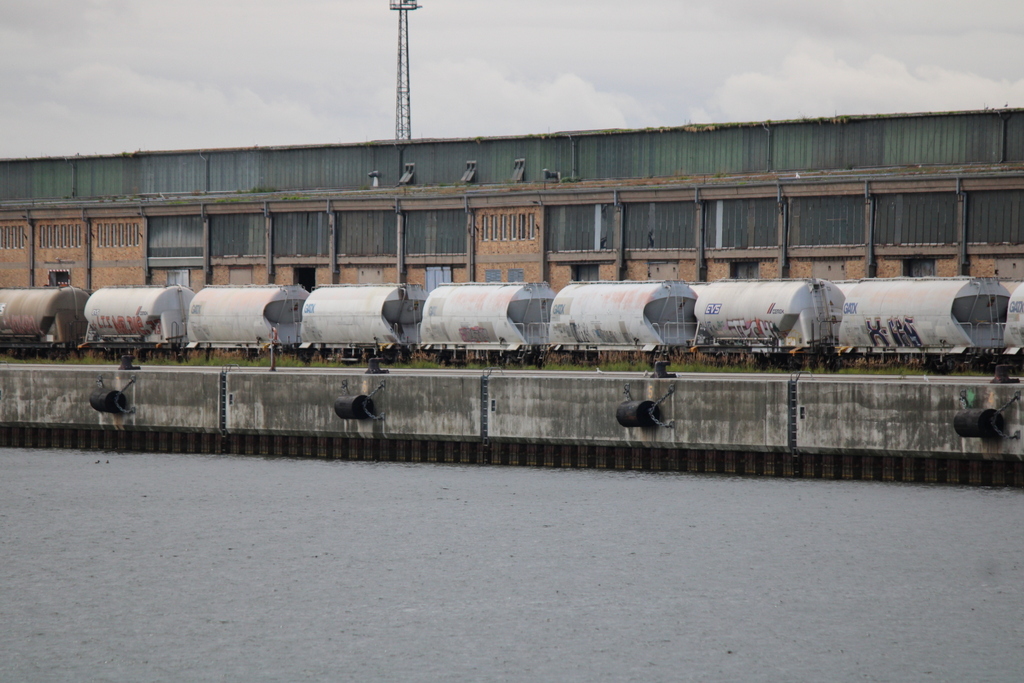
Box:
[2,1,1024,157]
[414,59,655,138]
[697,44,1024,123]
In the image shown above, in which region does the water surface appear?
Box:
[1,449,1021,682]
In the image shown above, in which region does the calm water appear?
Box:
[1,448,1022,683]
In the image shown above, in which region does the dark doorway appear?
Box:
[294,267,316,292]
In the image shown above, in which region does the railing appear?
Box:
[650,322,698,346]
[961,322,1006,349]
[513,322,550,345]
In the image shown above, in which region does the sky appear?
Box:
[2,0,1024,159]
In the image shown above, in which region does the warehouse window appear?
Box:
[485,269,502,282]
[166,269,190,287]
[571,264,600,281]
[546,205,613,252]
[425,266,452,293]
[96,222,141,248]
[623,202,696,250]
[48,270,70,286]
[730,261,760,279]
[38,224,82,249]
[903,258,935,277]
[507,268,525,282]
[705,200,777,249]
[0,226,24,249]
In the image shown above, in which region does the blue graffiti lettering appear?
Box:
[866,319,889,346]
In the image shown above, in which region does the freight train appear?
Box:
[0,276,1016,371]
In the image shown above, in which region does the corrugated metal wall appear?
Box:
[789,196,865,246]
[874,192,957,245]
[706,198,777,248]
[623,201,695,249]
[546,204,614,252]
[210,214,265,257]
[2,111,1022,200]
[968,190,1024,244]
[403,209,465,254]
[147,216,204,258]
[272,212,329,256]
[336,210,396,255]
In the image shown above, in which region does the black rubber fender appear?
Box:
[90,388,127,414]
[334,395,375,420]
[616,400,660,428]
[953,408,1004,438]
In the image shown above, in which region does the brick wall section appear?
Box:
[624,261,649,280]
[475,208,542,257]
[476,261,543,284]
[0,221,29,287]
[935,258,960,277]
[475,208,543,284]
[705,260,731,281]
[337,265,399,285]
[91,267,145,289]
[35,220,87,287]
[211,265,269,286]
[973,258,998,278]
[546,263,618,292]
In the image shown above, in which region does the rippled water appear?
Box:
[1,448,1022,682]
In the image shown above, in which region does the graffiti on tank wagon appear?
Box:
[865,316,923,347]
[720,318,783,340]
[92,314,160,336]
[458,326,493,343]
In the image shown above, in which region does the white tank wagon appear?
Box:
[420,283,555,350]
[299,284,426,351]
[82,285,194,347]
[0,287,89,345]
[548,281,698,351]
[186,285,308,348]
[839,277,1008,353]
[694,278,845,349]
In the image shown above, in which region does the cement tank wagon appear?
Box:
[186,285,308,348]
[839,277,1008,352]
[300,284,426,351]
[694,278,844,349]
[420,283,555,350]
[548,281,698,351]
[83,285,194,347]
[0,286,89,346]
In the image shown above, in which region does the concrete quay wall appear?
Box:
[0,366,1022,485]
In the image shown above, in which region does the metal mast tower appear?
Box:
[391,1,420,140]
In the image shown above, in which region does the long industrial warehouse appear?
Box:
[1,108,1022,293]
